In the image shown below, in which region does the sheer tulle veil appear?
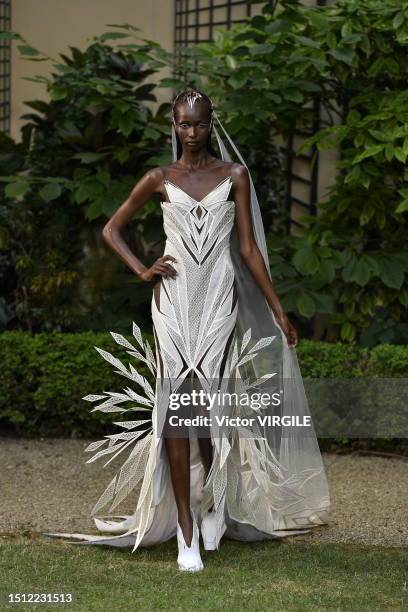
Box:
[171,106,331,530]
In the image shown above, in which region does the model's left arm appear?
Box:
[232,163,298,348]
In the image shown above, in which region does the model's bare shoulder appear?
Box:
[139,166,166,193]
[214,160,240,177]
[230,162,249,185]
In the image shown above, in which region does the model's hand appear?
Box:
[275,313,298,348]
[140,255,178,282]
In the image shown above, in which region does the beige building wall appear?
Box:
[10,0,174,141]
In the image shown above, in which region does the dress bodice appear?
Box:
[161,176,235,267]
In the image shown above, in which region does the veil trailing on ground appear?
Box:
[171,109,331,533]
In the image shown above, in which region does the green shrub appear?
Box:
[0,329,154,437]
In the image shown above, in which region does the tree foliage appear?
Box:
[0,27,173,332]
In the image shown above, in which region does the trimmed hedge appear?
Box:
[0,330,154,438]
[0,332,407,453]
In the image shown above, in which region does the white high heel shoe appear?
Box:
[177,510,204,572]
[200,510,227,551]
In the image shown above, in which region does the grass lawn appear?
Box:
[0,534,406,611]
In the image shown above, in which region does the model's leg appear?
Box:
[189,373,214,511]
[198,284,237,517]
[154,279,194,548]
[164,436,193,547]
[198,437,213,481]
[164,374,214,545]
[164,433,204,571]
[187,372,213,488]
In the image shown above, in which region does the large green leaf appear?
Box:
[328,47,355,65]
[353,257,375,286]
[118,113,137,137]
[17,44,41,56]
[296,293,316,318]
[99,32,132,42]
[352,145,384,164]
[5,179,30,198]
[73,153,109,164]
[292,247,320,275]
[0,31,23,40]
[379,258,405,289]
[39,183,62,202]
[308,291,335,314]
[342,255,377,286]
[311,259,336,285]
[341,322,356,342]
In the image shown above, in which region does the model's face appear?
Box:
[173,103,212,151]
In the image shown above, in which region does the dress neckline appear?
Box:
[163,175,232,204]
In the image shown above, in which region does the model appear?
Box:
[45,88,330,572]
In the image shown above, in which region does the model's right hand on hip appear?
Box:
[140,254,178,282]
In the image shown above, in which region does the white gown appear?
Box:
[45,175,330,551]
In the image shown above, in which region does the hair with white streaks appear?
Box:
[171,88,214,129]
